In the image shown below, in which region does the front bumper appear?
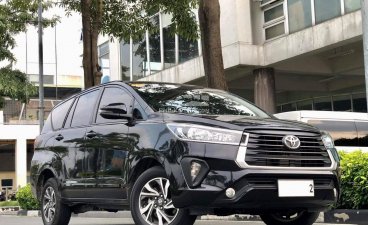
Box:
[173,168,339,213]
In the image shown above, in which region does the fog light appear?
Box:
[226,188,236,198]
[191,162,202,181]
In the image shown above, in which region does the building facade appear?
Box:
[100,0,367,114]
[0,8,83,191]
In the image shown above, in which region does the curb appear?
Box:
[324,209,368,225]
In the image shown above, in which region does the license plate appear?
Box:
[278,180,314,197]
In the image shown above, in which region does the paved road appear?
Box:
[0,216,351,225]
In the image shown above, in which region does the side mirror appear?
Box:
[99,103,132,120]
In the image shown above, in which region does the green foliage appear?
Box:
[0,66,37,108]
[337,150,368,209]
[59,0,199,42]
[0,0,58,62]
[0,201,19,207]
[16,184,40,210]
[0,0,57,108]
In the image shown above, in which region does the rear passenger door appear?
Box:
[58,89,100,199]
[85,86,133,200]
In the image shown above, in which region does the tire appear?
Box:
[130,166,196,225]
[41,178,71,225]
[260,211,320,225]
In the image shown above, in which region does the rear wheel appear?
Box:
[41,178,71,225]
[130,166,196,225]
[261,211,319,225]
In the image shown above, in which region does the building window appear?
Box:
[120,41,131,81]
[264,2,286,40]
[162,14,176,69]
[149,14,161,74]
[333,95,352,112]
[345,0,361,13]
[353,93,367,112]
[132,36,148,81]
[314,0,341,24]
[314,97,333,111]
[179,36,199,63]
[265,22,285,40]
[288,0,312,33]
[99,42,110,77]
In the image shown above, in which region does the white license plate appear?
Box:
[278,180,314,197]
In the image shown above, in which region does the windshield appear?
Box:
[129,83,270,118]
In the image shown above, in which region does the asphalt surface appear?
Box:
[0,216,353,225]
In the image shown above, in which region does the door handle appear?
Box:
[55,134,64,141]
[86,131,97,138]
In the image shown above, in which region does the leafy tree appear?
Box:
[0,0,57,108]
[59,0,227,90]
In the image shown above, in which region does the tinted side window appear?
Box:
[356,122,368,147]
[71,90,100,127]
[308,120,358,146]
[51,98,74,130]
[96,87,133,124]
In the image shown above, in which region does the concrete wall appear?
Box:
[0,125,39,189]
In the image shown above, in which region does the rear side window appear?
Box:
[308,120,358,146]
[71,90,100,127]
[96,87,133,124]
[51,98,74,130]
[356,122,368,147]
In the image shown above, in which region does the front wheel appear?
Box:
[41,178,71,225]
[130,166,196,225]
[260,211,320,225]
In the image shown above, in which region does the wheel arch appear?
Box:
[36,167,57,200]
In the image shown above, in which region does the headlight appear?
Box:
[167,123,243,145]
[321,132,335,149]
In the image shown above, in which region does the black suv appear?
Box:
[31,82,340,225]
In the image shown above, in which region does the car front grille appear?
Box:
[243,129,332,168]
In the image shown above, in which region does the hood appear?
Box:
[161,113,320,133]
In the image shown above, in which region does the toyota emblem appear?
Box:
[282,135,301,150]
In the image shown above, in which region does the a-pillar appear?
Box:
[15,138,27,188]
[254,68,276,114]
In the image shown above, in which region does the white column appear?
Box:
[15,138,27,188]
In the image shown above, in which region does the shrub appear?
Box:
[16,184,40,210]
[0,201,19,207]
[337,150,368,209]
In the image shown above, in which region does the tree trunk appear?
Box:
[81,0,93,89]
[92,0,103,86]
[198,0,228,91]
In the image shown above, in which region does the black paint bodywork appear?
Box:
[30,81,340,215]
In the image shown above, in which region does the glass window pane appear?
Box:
[264,5,284,23]
[297,99,313,110]
[265,22,285,40]
[333,95,352,112]
[120,41,130,81]
[132,36,148,81]
[280,102,297,112]
[345,0,361,13]
[163,27,175,68]
[71,90,99,127]
[315,0,341,24]
[149,15,161,74]
[51,98,74,130]
[288,0,312,33]
[96,87,132,124]
[314,97,332,111]
[353,93,367,112]
[179,36,199,63]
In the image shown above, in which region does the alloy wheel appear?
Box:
[43,186,56,223]
[139,177,179,225]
